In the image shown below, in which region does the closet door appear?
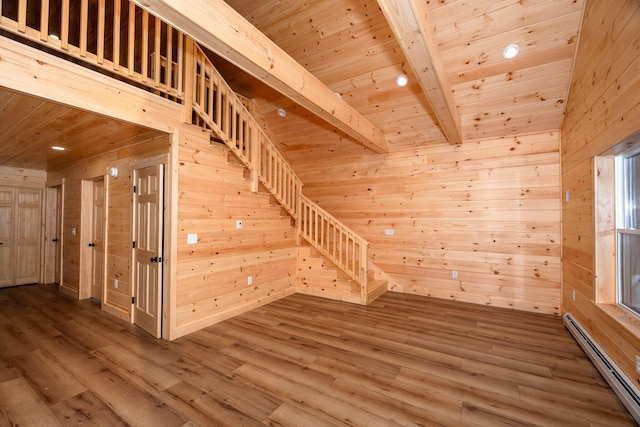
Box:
[0,187,14,288]
[15,188,42,285]
[0,187,42,288]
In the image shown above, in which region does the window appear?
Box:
[618,152,640,315]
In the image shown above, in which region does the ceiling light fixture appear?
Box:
[52,146,65,151]
[503,44,520,59]
[277,108,286,117]
[396,74,408,87]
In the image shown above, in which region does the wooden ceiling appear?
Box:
[0,87,165,171]
[211,0,584,156]
[0,0,584,170]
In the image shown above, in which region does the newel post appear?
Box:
[250,130,261,193]
[182,37,195,124]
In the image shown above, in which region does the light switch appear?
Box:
[385,229,394,236]
[187,233,198,244]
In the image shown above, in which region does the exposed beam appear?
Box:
[378,0,462,145]
[133,0,389,154]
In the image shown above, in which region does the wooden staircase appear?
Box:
[185,39,387,305]
[297,247,388,304]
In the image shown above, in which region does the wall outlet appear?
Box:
[187,233,198,244]
[236,220,243,230]
[636,356,640,374]
[247,276,253,285]
[566,190,571,202]
[385,228,394,236]
[114,279,118,289]
[71,227,77,236]
[452,271,458,279]
[572,290,576,301]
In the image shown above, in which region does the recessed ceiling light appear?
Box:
[52,146,65,151]
[503,44,520,59]
[277,108,286,117]
[396,74,408,87]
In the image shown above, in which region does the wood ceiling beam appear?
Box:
[133,0,389,154]
[378,0,462,145]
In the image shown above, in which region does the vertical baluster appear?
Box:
[97,0,105,64]
[207,72,215,123]
[127,1,135,76]
[17,0,26,33]
[176,31,183,94]
[140,9,148,80]
[40,0,50,41]
[113,0,121,70]
[61,0,69,50]
[80,0,88,57]
[352,235,356,277]
[231,101,237,146]
[165,23,173,89]
[215,75,222,127]
[198,53,205,117]
[153,16,161,86]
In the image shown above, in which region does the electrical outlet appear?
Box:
[572,290,576,301]
[236,220,243,230]
[385,229,394,236]
[247,276,253,285]
[187,233,198,244]
[636,356,640,374]
[114,279,118,289]
[452,271,458,279]
[565,190,571,202]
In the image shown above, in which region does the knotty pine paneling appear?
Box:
[295,132,561,315]
[47,136,170,319]
[174,128,296,338]
[561,0,640,384]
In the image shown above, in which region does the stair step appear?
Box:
[366,279,388,304]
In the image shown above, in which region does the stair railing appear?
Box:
[186,39,369,299]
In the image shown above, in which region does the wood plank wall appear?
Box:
[561,0,640,382]
[292,132,562,315]
[47,136,170,321]
[174,127,297,338]
[0,166,46,188]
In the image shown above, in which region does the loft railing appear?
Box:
[186,39,370,299]
[0,0,184,100]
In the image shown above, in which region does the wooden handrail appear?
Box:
[299,195,369,295]
[187,40,370,298]
[0,0,184,100]
[190,41,302,219]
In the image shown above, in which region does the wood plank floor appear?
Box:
[0,283,635,426]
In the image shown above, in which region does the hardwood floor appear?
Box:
[0,284,635,426]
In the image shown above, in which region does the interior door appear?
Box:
[15,188,42,285]
[133,164,164,338]
[90,180,106,300]
[44,186,62,284]
[0,187,14,288]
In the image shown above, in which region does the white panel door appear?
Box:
[133,164,164,338]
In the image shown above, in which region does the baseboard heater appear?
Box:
[564,313,640,423]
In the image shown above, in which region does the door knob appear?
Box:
[88,242,95,247]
